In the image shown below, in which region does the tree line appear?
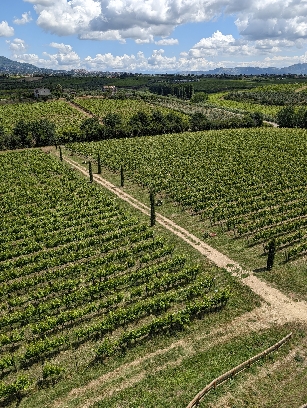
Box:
[0,108,263,150]
[277,106,307,128]
[149,83,194,99]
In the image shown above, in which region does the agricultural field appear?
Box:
[0,149,260,407]
[75,97,189,123]
[67,127,307,300]
[143,94,241,122]
[209,83,307,120]
[208,92,280,120]
[0,100,87,135]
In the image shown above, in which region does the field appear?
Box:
[0,100,87,135]
[142,94,242,122]
[208,83,307,120]
[1,76,307,407]
[0,149,263,407]
[75,97,189,124]
[67,127,307,300]
[208,92,280,119]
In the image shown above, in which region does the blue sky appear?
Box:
[1,0,307,72]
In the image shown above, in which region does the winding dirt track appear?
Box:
[52,154,307,408]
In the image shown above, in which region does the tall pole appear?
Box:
[89,161,93,183]
[150,190,156,227]
[120,165,124,187]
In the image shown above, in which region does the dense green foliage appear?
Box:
[148,83,194,99]
[276,106,307,128]
[0,100,87,135]
[0,150,228,403]
[224,85,307,106]
[190,92,208,103]
[208,92,280,120]
[68,128,307,261]
[0,119,56,149]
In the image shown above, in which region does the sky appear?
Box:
[1,0,307,72]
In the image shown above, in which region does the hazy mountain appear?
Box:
[0,56,53,74]
[187,63,307,76]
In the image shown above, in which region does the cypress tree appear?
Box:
[97,153,101,174]
[150,190,156,227]
[120,165,124,187]
[266,239,276,271]
[59,146,63,161]
[89,161,93,183]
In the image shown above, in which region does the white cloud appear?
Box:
[22,0,223,43]
[49,42,74,54]
[0,21,14,37]
[24,0,55,5]
[13,42,81,70]
[28,0,101,36]
[14,11,32,25]
[188,31,258,58]
[13,45,307,73]
[234,0,307,42]
[22,0,307,47]
[44,42,81,67]
[84,49,214,72]
[7,38,28,54]
[155,38,179,45]
[80,30,124,41]
[12,0,307,71]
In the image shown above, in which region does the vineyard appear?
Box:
[74,97,189,124]
[0,149,230,404]
[67,127,307,268]
[0,101,87,135]
[208,83,307,120]
[208,92,280,120]
[141,93,241,122]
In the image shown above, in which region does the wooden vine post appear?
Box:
[150,189,156,227]
[120,165,124,187]
[97,153,101,174]
[267,238,276,270]
[89,161,93,183]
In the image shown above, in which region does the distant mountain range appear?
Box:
[183,63,307,76]
[2,55,307,75]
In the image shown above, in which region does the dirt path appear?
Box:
[64,155,307,323]
[67,101,104,125]
[264,120,278,127]
[53,154,307,408]
[295,85,307,93]
[67,101,93,118]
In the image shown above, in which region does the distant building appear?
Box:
[103,85,116,94]
[34,88,51,98]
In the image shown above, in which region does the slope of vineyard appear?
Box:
[0,101,87,135]
[208,92,280,119]
[67,128,307,276]
[0,149,232,404]
[75,97,189,123]
[208,83,307,119]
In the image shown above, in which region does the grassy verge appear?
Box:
[86,323,304,408]
[208,324,307,408]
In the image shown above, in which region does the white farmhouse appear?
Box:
[34,88,51,98]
